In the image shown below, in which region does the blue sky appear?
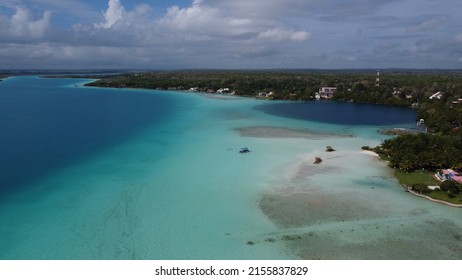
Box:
[0,0,461,69]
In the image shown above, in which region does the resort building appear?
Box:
[216,88,230,94]
[452,98,462,104]
[316,87,337,100]
[435,169,462,183]
[257,92,274,99]
[429,91,444,100]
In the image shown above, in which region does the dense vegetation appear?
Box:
[374,133,462,172]
[87,70,339,100]
[369,71,462,175]
[86,70,462,104]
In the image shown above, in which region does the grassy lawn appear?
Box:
[394,169,462,205]
[394,169,439,186]
[428,191,462,204]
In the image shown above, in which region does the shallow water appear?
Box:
[258,141,462,259]
[0,76,460,260]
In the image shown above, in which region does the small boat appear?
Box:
[239,147,250,153]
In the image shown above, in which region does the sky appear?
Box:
[0,0,461,69]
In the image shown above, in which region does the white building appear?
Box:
[316,87,337,99]
[429,91,444,100]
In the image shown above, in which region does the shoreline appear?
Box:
[406,187,462,208]
[360,150,380,157]
[361,150,462,208]
[257,144,462,259]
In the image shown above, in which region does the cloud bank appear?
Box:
[0,0,461,69]
[1,6,51,39]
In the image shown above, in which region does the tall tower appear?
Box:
[375,69,380,87]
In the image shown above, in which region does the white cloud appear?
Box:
[290,31,311,42]
[5,6,51,38]
[407,17,446,33]
[255,28,310,43]
[96,0,124,29]
[157,1,311,45]
[199,0,400,19]
[0,0,311,68]
[1,0,460,69]
[157,1,250,39]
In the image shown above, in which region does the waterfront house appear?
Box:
[452,98,462,104]
[216,88,230,94]
[435,169,462,183]
[429,91,444,100]
[316,87,336,100]
[257,92,274,98]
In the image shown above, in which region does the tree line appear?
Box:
[374,133,462,172]
[86,70,462,103]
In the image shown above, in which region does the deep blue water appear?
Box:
[255,101,417,125]
[0,77,176,194]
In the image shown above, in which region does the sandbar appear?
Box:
[234,126,353,139]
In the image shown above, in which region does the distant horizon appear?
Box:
[1,68,462,74]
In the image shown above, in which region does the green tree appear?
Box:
[440,180,461,195]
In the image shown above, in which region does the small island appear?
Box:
[326,146,336,152]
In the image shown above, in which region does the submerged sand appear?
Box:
[235,126,354,139]
[258,149,462,259]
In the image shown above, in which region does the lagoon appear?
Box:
[0,76,461,259]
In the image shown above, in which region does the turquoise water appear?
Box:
[1,76,461,260]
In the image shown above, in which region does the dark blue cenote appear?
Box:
[255,101,417,125]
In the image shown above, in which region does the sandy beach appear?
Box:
[360,150,380,157]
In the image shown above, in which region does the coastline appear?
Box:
[361,149,462,207]
[360,150,380,157]
[257,141,462,259]
[406,188,462,208]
